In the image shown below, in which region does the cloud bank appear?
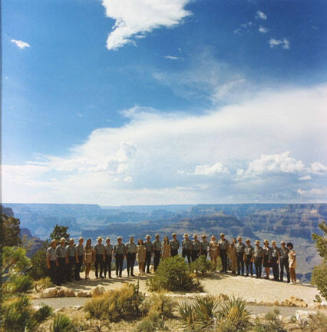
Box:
[3,84,327,204]
[102,0,191,50]
[11,39,30,49]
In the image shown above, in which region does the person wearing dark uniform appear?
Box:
[56,238,68,284]
[235,236,245,276]
[153,234,162,271]
[244,239,254,277]
[104,237,113,279]
[145,235,153,273]
[182,233,193,264]
[263,239,272,279]
[279,241,290,283]
[218,233,229,273]
[94,237,105,279]
[47,239,58,285]
[200,235,209,258]
[192,234,201,262]
[66,238,76,282]
[75,237,84,281]
[114,236,126,277]
[253,240,263,278]
[170,233,180,257]
[271,240,280,281]
[126,236,137,277]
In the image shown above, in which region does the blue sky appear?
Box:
[2,0,327,204]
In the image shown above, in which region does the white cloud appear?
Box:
[299,175,312,181]
[258,26,268,34]
[164,55,180,61]
[256,10,267,20]
[11,39,30,49]
[309,162,327,174]
[269,38,290,50]
[2,84,327,204]
[102,0,191,50]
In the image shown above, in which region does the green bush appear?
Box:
[147,256,199,292]
[34,276,54,291]
[312,263,327,301]
[51,314,76,332]
[29,243,49,280]
[33,304,53,323]
[252,309,286,332]
[190,255,213,277]
[134,312,168,332]
[146,292,177,319]
[84,283,145,322]
[4,274,34,294]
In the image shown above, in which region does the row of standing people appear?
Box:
[46,232,296,285]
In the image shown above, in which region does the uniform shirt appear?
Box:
[193,240,201,252]
[170,239,180,251]
[200,240,209,252]
[218,239,229,251]
[153,240,162,252]
[76,244,84,256]
[235,242,245,254]
[94,243,105,255]
[145,241,153,253]
[126,242,137,254]
[66,245,76,257]
[263,246,272,260]
[279,246,289,260]
[244,245,254,256]
[105,244,113,256]
[271,247,280,258]
[253,246,264,258]
[56,245,67,258]
[182,239,193,250]
[114,243,126,255]
[47,247,57,261]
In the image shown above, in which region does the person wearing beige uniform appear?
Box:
[228,238,237,275]
[162,236,171,259]
[287,242,297,284]
[137,239,146,275]
[209,235,220,270]
[84,238,94,280]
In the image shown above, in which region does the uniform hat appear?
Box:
[264,239,269,244]
[237,236,242,240]
[245,239,250,243]
[220,233,225,237]
[51,239,56,244]
[255,240,260,244]
[145,234,151,238]
[172,233,177,236]
[155,234,160,238]
[193,234,198,238]
[183,233,189,237]
[201,234,207,238]
[97,236,103,241]
[272,240,276,244]
[106,237,110,241]
[60,237,66,242]
[117,236,122,240]
[280,240,285,244]
[69,238,74,242]
[79,237,84,241]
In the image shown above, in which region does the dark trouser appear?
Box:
[153,251,161,271]
[49,260,58,285]
[254,258,262,278]
[58,257,66,284]
[271,257,279,280]
[182,249,192,264]
[104,255,112,278]
[220,250,228,272]
[127,253,136,275]
[192,250,200,262]
[201,250,208,258]
[237,253,244,275]
[75,255,83,280]
[145,252,152,273]
[280,258,290,282]
[245,255,253,276]
[171,249,178,257]
[116,254,124,276]
[67,256,75,281]
[95,254,104,278]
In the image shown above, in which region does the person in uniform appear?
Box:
[162,236,171,260]
[94,237,105,279]
[218,233,229,273]
[287,242,297,284]
[235,236,245,276]
[137,239,146,275]
[209,235,219,270]
[104,237,113,279]
[47,239,59,285]
[253,240,263,278]
[114,236,126,277]
[279,241,290,283]
[192,234,201,262]
[126,236,137,277]
[200,235,209,257]
[75,237,84,281]
[145,235,153,273]
[66,238,76,282]
[56,237,68,284]
[84,238,94,280]
[271,240,280,281]
[170,233,180,257]
[228,238,237,275]
[182,233,193,264]
[244,239,254,277]
[263,239,272,279]
[153,234,162,271]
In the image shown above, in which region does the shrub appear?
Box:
[84,283,145,322]
[146,292,177,319]
[312,263,327,301]
[190,255,213,277]
[303,312,327,332]
[34,276,54,291]
[134,312,167,332]
[29,243,49,280]
[4,274,34,294]
[33,304,53,323]
[147,256,199,292]
[252,309,286,332]
[51,314,76,332]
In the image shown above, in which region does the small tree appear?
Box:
[50,225,70,241]
[29,241,50,280]
[312,221,327,300]
[1,214,22,247]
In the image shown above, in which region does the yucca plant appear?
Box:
[178,301,196,328]
[51,314,76,332]
[193,296,219,330]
